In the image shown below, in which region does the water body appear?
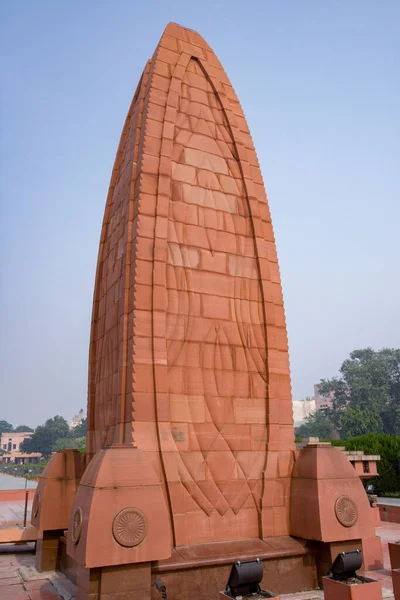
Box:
[0,472,37,490]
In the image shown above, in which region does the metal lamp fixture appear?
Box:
[327,550,363,581]
[155,578,167,600]
[225,558,263,598]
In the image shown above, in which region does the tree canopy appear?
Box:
[340,407,383,440]
[344,433,400,495]
[0,422,35,434]
[0,421,13,435]
[317,348,400,438]
[21,415,70,458]
[13,425,34,432]
[295,410,336,439]
[52,436,86,453]
[70,418,86,438]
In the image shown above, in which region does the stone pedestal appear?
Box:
[392,568,400,599]
[290,443,383,580]
[66,445,171,569]
[35,529,64,572]
[314,537,384,581]
[389,542,400,569]
[32,449,84,572]
[66,445,170,599]
[313,539,364,583]
[322,576,382,600]
[76,562,151,600]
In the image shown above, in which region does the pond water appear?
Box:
[0,471,37,490]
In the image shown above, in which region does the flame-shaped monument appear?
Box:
[32,23,382,600]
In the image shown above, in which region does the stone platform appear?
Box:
[0,523,398,599]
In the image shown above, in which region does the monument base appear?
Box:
[58,536,317,599]
[392,568,400,599]
[151,537,316,598]
[59,534,78,585]
[76,562,152,600]
[35,529,64,573]
[32,449,84,572]
[389,542,400,569]
[312,537,383,584]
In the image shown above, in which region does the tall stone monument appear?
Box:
[84,21,295,541]
[32,22,382,600]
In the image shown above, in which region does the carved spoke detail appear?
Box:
[112,508,147,547]
[71,507,83,545]
[335,495,358,527]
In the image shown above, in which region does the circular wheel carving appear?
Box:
[71,507,82,545]
[112,508,147,547]
[335,495,358,527]
[32,491,41,518]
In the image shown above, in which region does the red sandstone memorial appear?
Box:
[31,23,384,599]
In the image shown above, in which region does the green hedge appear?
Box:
[343,433,400,496]
[0,462,47,480]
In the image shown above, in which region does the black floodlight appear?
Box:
[327,550,362,581]
[225,558,263,597]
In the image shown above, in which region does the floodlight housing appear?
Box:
[327,550,362,581]
[225,558,263,597]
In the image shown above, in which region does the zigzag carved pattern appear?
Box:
[166,59,268,516]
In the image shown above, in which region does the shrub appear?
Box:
[344,433,400,496]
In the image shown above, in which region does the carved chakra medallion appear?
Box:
[71,507,83,545]
[32,491,41,518]
[335,495,358,527]
[112,508,147,547]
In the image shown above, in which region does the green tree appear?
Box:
[70,418,87,438]
[0,421,13,435]
[340,407,383,440]
[52,436,86,452]
[21,415,70,458]
[295,410,336,439]
[344,433,400,495]
[13,425,34,432]
[319,348,400,436]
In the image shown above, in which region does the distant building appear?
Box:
[0,431,41,464]
[292,397,316,426]
[0,452,41,465]
[71,409,86,429]
[1,431,32,453]
[314,383,335,411]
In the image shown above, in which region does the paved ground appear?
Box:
[0,543,73,599]
[0,499,32,525]
[0,522,399,599]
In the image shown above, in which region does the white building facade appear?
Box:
[292,397,316,426]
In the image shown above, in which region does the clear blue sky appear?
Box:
[1,1,399,427]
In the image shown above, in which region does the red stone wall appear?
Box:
[87,23,295,545]
[379,504,400,524]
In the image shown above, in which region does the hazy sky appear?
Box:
[1,1,399,428]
